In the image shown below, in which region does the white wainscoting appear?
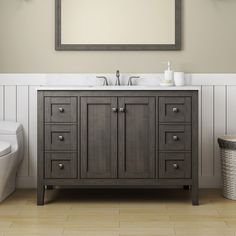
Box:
[0,73,236,188]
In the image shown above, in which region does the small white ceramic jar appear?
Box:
[174,72,185,86]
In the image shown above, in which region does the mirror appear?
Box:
[55,0,181,51]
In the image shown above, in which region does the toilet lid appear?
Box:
[0,142,11,157]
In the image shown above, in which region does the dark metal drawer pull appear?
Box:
[172,107,179,113]
[119,108,125,113]
[58,163,64,169]
[173,163,179,169]
[173,135,179,141]
[58,107,64,113]
[112,108,118,112]
[58,135,64,141]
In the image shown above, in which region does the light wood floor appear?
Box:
[0,189,236,236]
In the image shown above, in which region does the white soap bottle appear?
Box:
[164,61,174,84]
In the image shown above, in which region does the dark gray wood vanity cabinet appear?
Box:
[37,90,198,205]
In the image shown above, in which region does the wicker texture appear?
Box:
[220,149,236,200]
[218,137,236,149]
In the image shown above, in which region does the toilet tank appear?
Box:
[0,121,24,155]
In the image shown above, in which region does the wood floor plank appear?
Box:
[8,224,64,234]
[63,229,119,236]
[174,226,236,236]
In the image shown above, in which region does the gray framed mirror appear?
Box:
[55,0,181,51]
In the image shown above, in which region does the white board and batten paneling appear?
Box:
[0,73,236,188]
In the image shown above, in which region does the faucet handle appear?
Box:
[96,76,109,86]
[127,76,140,86]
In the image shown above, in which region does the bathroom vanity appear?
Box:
[37,87,199,205]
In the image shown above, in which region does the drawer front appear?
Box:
[159,125,191,151]
[159,153,191,179]
[45,125,77,151]
[45,153,77,179]
[159,97,191,123]
[45,97,77,123]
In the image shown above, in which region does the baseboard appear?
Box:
[16,176,37,189]
[16,176,222,189]
[199,176,222,188]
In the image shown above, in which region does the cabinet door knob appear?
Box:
[119,108,125,113]
[173,135,178,141]
[58,107,64,113]
[172,107,179,113]
[58,163,64,169]
[58,135,64,141]
[173,163,179,169]
[112,108,118,112]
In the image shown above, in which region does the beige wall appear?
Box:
[0,0,236,73]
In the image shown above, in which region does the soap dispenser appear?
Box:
[160,61,174,87]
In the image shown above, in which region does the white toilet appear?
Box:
[0,121,24,202]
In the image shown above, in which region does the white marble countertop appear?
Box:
[36,86,201,91]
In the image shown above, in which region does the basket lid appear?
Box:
[218,135,236,149]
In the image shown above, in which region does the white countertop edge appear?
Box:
[36,86,201,91]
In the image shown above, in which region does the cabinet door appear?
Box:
[118,97,156,178]
[81,97,118,178]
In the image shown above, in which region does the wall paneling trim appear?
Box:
[1,73,236,188]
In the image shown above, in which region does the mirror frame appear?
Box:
[55,0,181,51]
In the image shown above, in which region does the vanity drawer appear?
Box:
[159,97,191,123]
[159,124,191,151]
[159,152,191,179]
[45,153,77,179]
[45,124,77,151]
[45,97,77,123]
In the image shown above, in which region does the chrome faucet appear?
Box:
[127,76,140,86]
[115,70,121,86]
[96,76,109,86]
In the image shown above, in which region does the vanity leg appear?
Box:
[191,184,199,206]
[37,184,45,206]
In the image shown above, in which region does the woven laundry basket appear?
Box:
[218,136,236,200]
